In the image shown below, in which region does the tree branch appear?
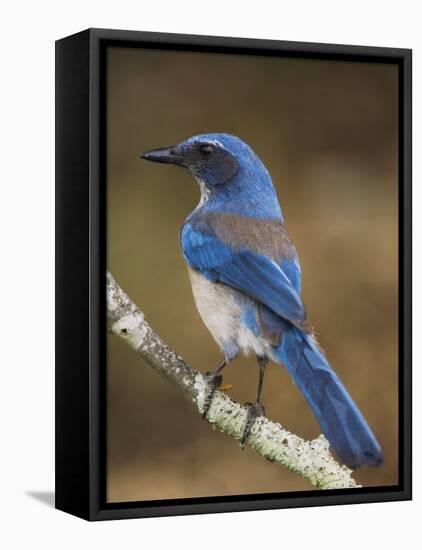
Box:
[107,271,359,490]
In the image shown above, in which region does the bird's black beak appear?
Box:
[140,146,185,167]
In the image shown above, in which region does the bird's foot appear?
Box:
[202,371,223,419]
[218,383,233,391]
[240,401,266,448]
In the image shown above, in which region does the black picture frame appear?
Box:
[55,28,412,521]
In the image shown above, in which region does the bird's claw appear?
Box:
[202,371,223,419]
[240,401,266,448]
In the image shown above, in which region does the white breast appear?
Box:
[187,267,268,358]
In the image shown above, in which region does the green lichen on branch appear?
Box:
[106,271,359,490]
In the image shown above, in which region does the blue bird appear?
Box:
[141,133,383,469]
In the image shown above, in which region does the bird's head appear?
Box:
[141,133,282,219]
[141,134,246,186]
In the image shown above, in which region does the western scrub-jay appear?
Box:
[141,133,383,469]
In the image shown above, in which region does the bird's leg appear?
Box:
[202,357,233,419]
[241,355,268,447]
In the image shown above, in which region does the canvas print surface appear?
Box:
[106,46,398,502]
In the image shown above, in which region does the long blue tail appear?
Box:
[274,327,383,469]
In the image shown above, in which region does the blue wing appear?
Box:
[181,222,306,328]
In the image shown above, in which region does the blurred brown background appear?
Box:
[106,47,398,502]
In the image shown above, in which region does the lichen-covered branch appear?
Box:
[107,271,359,490]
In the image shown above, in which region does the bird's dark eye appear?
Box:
[199,144,213,158]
